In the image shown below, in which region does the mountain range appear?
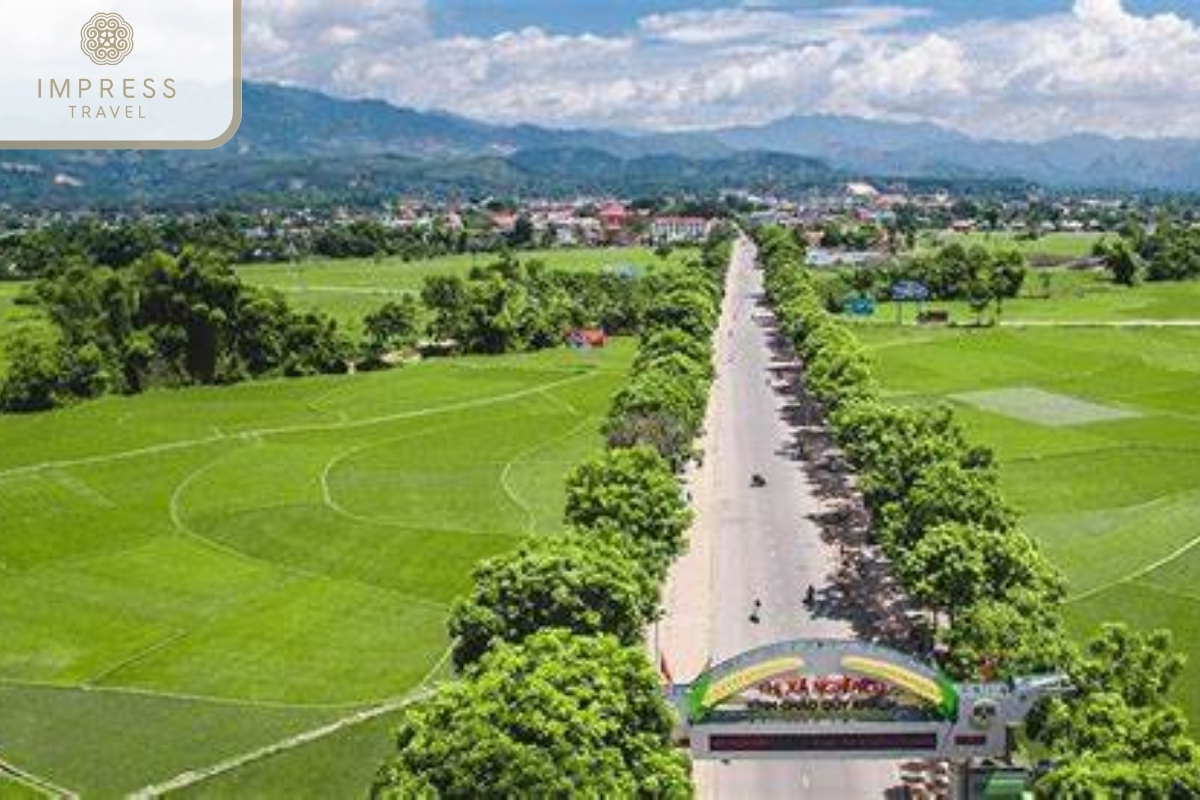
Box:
[3,81,1199,208]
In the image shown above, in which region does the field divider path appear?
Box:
[1067,528,1200,604]
[127,646,453,799]
[0,370,597,482]
[0,675,373,712]
[81,630,191,688]
[317,420,474,529]
[168,443,451,615]
[0,755,77,799]
[498,415,599,535]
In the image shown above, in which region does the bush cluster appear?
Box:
[420,254,644,355]
[373,230,734,797]
[1,248,650,414]
[1,249,349,412]
[756,224,1200,795]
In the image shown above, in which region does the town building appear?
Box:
[650,216,713,244]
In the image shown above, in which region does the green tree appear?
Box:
[564,446,692,576]
[989,249,1027,320]
[896,523,986,621]
[877,459,1014,551]
[638,328,712,369]
[1032,625,1200,793]
[1037,754,1200,797]
[0,326,65,412]
[447,534,659,670]
[363,296,422,359]
[899,523,1063,623]
[641,284,718,340]
[507,215,536,248]
[373,631,691,799]
[942,589,1074,680]
[605,372,707,467]
[421,274,469,345]
[1101,238,1142,287]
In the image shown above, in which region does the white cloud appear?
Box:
[242,0,429,82]
[638,5,926,46]
[241,0,1200,141]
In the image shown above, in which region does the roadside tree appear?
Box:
[564,446,691,576]
[373,631,691,799]
[447,533,658,670]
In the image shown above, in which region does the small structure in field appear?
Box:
[566,328,609,349]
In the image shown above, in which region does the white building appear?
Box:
[650,216,712,244]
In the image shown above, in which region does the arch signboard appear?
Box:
[666,639,1071,761]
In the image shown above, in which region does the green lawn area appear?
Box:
[857,268,1200,325]
[855,322,1200,724]
[923,230,1108,261]
[0,771,50,799]
[236,246,689,330]
[0,342,632,797]
[175,708,401,799]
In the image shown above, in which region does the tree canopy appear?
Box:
[564,446,692,577]
[2,248,351,411]
[447,533,659,670]
[372,631,692,799]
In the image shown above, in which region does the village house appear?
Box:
[650,216,713,244]
[597,202,631,244]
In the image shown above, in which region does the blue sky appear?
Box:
[243,0,1200,140]
[428,0,1199,36]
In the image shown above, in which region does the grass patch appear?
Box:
[951,386,1139,427]
[857,322,1200,723]
[0,343,632,794]
[173,709,403,799]
[0,683,337,800]
[0,773,50,799]
[924,231,1106,261]
[845,267,1200,326]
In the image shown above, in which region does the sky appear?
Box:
[241,0,1200,141]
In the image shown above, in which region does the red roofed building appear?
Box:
[566,328,609,348]
[597,202,632,243]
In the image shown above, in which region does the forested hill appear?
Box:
[0,148,836,210]
[5,80,1199,209]
[0,82,776,209]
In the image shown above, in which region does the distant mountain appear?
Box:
[711,114,1200,191]
[232,83,729,161]
[4,82,1200,209]
[0,83,815,208]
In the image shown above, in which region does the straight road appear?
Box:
[658,236,898,799]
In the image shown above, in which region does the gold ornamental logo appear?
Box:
[80,12,134,65]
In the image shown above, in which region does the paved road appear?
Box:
[658,236,898,799]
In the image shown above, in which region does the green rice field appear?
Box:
[0,342,632,796]
[860,268,1200,325]
[855,310,1200,723]
[924,230,1108,261]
